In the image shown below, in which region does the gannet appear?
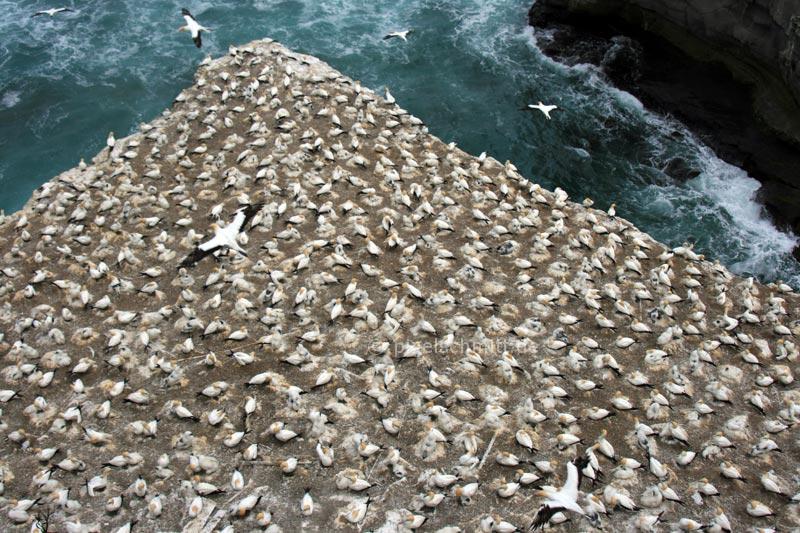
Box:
[178,8,211,48]
[384,30,413,42]
[384,87,396,104]
[524,101,558,120]
[529,460,592,530]
[32,7,74,17]
[179,203,262,267]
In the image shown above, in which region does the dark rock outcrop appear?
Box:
[529,0,800,253]
[530,0,800,145]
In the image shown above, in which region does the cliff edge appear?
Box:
[530,0,800,146]
[0,39,798,532]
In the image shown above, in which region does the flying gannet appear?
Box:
[32,7,74,17]
[524,101,558,120]
[179,203,263,267]
[178,8,211,48]
[529,459,596,530]
[384,30,413,42]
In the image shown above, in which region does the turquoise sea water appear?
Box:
[1,0,798,286]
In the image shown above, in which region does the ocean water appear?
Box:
[1,0,798,286]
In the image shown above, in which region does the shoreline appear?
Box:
[0,38,798,531]
[528,1,800,261]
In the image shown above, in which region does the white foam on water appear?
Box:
[1,90,20,109]
[520,24,584,76]
[439,0,532,70]
[567,146,591,159]
[688,146,798,272]
[1,0,797,285]
[603,84,645,113]
[523,13,800,285]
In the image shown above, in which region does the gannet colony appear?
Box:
[0,39,798,532]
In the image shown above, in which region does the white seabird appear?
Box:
[384,87,396,105]
[383,30,413,42]
[178,8,211,48]
[32,7,74,17]
[179,203,263,267]
[525,101,558,120]
[529,459,595,530]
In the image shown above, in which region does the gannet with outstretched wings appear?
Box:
[179,204,262,267]
[178,8,211,48]
[524,101,558,120]
[32,7,74,17]
[384,30,413,42]
[530,460,592,530]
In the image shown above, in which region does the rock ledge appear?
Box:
[0,39,798,532]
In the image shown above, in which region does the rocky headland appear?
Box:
[0,39,798,532]
[529,0,800,256]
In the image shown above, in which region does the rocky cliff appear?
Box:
[0,38,798,532]
[531,0,800,145]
